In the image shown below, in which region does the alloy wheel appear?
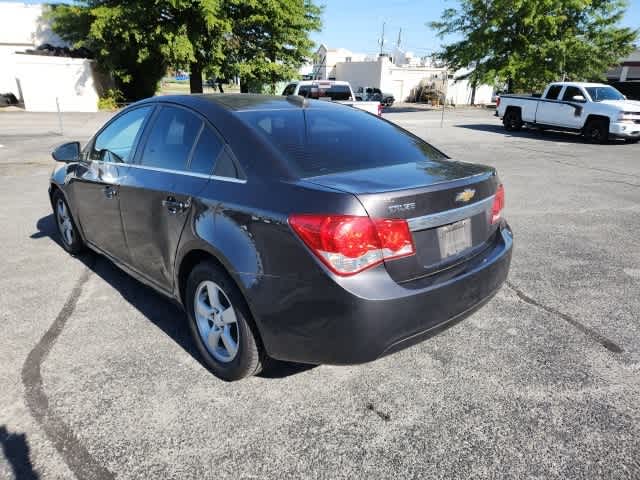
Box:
[194,280,240,363]
[56,198,74,246]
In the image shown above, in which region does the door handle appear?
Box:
[162,197,190,214]
[103,186,117,199]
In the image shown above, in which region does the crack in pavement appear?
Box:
[506,281,623,354]
[601,179,640,189]
[21,261,114,480]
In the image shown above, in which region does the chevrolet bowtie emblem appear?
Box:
[455,188,476,203]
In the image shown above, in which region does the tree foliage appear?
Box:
[222,0,322,93]
[429,0,638,92]
[48,0,321,100]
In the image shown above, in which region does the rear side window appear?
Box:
[92,106,151,162]
[189,126,223,175]
[239,107,447,177]
[545,85,562,100]
[140,105,202,170]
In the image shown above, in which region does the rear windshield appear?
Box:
[238,106,448,177]
[299,84,352,101]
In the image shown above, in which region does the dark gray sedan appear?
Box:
[49,94,513,381]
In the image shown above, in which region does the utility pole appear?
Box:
[396,28,402,49]
[378,22,386,56]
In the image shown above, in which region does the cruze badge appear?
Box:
[455,189,476,203]
[388,202,416,214]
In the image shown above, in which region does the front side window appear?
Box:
[140,105,202,171]
[562,86,585,102]
[91,106,151,163]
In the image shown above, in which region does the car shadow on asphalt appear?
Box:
[0,425,39,480]
[457,123,629,145]
[31,214,316,380]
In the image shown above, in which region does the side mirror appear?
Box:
[52,142,80,162]
[571,95,586,103]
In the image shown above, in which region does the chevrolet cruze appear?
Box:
[49,94,513,381]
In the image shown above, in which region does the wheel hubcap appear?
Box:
[194,281,239,363]
[56,199,74,246]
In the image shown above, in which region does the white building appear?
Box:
[606,48,640,82]
[312,44,368,80]
[332,48,494,105]
[0,2,100,112]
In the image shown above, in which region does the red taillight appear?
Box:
[377,103,383,116]
[496,96,501,107]
[289,214,415,276]
[491,184,505,224]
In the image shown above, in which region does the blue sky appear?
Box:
[310,0,640,55]
[6,0,640,55]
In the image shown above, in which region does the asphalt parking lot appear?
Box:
[1,105,639,479]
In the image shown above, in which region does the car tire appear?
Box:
[583,119,609,144]
[52,190,85,255]
[185,261,263,381]
[503,109,522,131]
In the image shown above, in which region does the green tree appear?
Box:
[222,0,323,93]
[429,0,638,93]
[48,1,229,100]
[49,0,321,100]
[48,2,167,100]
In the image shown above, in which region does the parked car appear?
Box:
[49,94,513,381]
[282,80,381,116]
[496,82,640,143]
[355,86,395,107]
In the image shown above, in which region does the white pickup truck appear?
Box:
[282,80,382,116]
[496,82,640,143]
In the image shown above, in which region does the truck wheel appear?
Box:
[583,119,608,144]
[503,109,522,131]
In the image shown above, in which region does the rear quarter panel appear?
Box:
[173,177,367,307]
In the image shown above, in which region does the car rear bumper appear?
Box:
[610,122,640,138]
[257,223,513,365]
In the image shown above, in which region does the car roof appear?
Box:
[294,80,351,86]
[548,82,609,88]
[138,93,341,113]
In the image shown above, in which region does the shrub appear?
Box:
[98,89,124,110]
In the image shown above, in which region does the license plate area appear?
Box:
[437,218,472,259]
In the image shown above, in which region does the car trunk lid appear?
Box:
[304,161,501,283]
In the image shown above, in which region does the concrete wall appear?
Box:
[335,60,383,92]
[1,3,99,111]
[335,57,450,103]
[13,54,99,112]
[447,80,494,105]
[383,65,447,102]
